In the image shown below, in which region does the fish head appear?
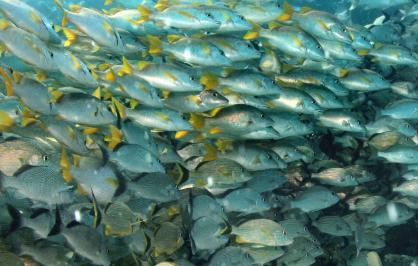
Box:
[306,42,327,61]
[330,24,351,43]
[200,90,229,106]
[228,13,252,32]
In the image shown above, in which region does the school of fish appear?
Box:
[0,0,418,265]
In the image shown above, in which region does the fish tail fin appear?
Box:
[48,207,63,236]
[60,148,72,183]
[110,96,126,119]
[357,49,369,56]
[0,110,14,131]
[175,130,190,139]
[0,18,11,30]
[203,143,218,161]
[117,56,133,77]
[89,188,102,229]
[104,124,123,150]
[6,204,23,233]
[0,66,14,96]
[189,113,205,130]
[147,35,162,55]
[230,225,239,235]
[243,24,260,40]
[137,5,152,24]
[54,0,71,27]
[62,28,77,47]
[104,68,116,82]
[278,0,294,21]
[200,72,219,90]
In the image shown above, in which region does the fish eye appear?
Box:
[43,155,48,161]
[361,36,366,40]
[205,12,213,18]
[240,167,244,172]
[310,100,315,104]
[219,50,225,56]
[261,197,266,202]
[303,226,308,231]
[106,249,110,254]
[88,68,92,74]
[331,192,336,196]
[260,113,265,118]
[267,154,272,160]
[334,79,340,84]
[238,15,245,20]
[212,91,219,97]
[49,51,54,58]
[157,159,162,164]
[350,175,355,179]
[282,230,287,235]
[343,28,347,32]
[189,76,195,81]
[406,124,410,128]
[246,43,252,48]
[316,45,321,49]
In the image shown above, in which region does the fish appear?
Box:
[129,173,180,202]
[153,222,184,256]
[311,167,359,187]
[49,209,111,266]
[149,36,232,67]
[209,246,254,266]
[216,188,271,214]
[293,10,352,43]
[232,218,293,246]
[1,166,74,207]
[213,142,286,170]
[312,215,352,236]
[101,202,139,236]
[109,144,165,173]
[254,26,326,61]
[340,69,391,92]
[289,185,340,212]
[0,139,52,176]
[132,62,203,92]
[180,158,253,189]
[125,106,193,131]
[0,20,57,71]
[190,216,228,252]
[317,110,366,133]
[163,90,228,113]
[55,93,116,126]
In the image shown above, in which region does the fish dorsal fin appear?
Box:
[167,34,182,43]
[155,0,169,11]
[137,61,151,71]
[299,6,312,14]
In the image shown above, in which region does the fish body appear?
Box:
[290,186,339,212]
